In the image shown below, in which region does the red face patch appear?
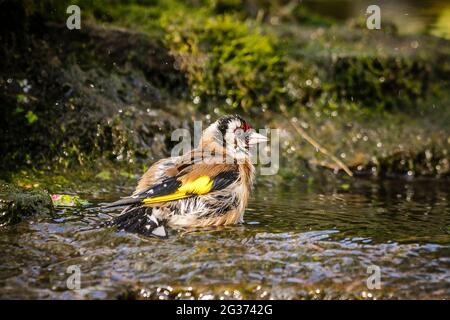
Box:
[241,122,251,131]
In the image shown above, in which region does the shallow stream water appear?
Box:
[0,178,448,299]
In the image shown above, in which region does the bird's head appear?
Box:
[201,115,268,161]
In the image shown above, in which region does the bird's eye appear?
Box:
[234,128,244,136]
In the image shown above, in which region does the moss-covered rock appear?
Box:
[281,22,450,113]
[0,1,188,171]
[0,183,53,227]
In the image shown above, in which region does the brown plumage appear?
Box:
[105,115,268,237]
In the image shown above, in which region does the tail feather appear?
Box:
[103,197,142,209]
[112,206,168,238]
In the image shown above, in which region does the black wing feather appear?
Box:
[103,176,181,208]
[211,171,240,191]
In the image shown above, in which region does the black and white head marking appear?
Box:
[216,115,252,160]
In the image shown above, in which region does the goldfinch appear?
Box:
[106,115,268,237]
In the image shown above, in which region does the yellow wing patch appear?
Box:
[142,176,213,205]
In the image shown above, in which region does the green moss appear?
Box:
[325,56,435,112]
[1,165,134,196]
[209,0,334,26]
[0,1,186,171]
[25,110,38,124]
[95,170,112,181]
[280,20,450,113]
[162,12,287,113]
[0,183,53,227]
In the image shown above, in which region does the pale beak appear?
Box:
[248,132,269,145]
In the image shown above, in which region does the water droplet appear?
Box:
[193,96,201,104]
